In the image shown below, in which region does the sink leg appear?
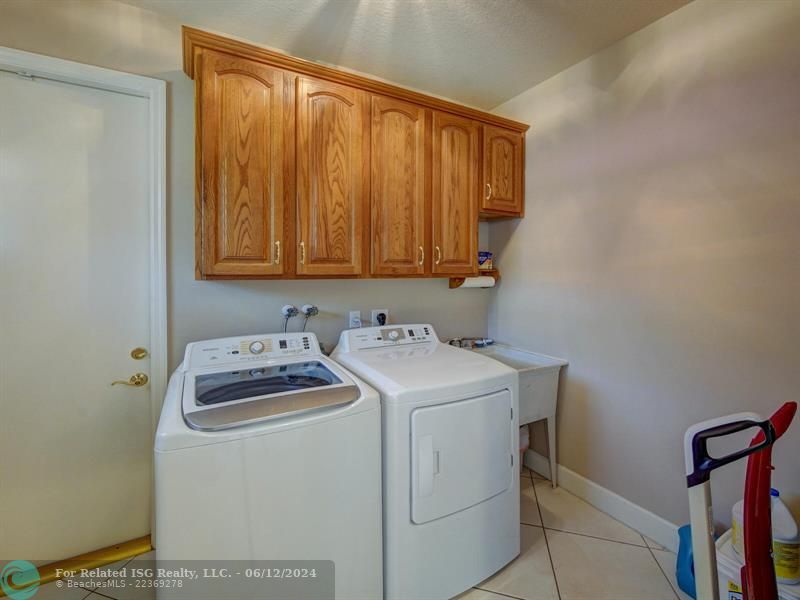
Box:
[547,415,557,488]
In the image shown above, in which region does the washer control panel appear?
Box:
[184,332,318,368]
[337,324,437,351]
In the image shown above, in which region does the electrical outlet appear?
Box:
[371,309,389,326]
[348,310,362,329]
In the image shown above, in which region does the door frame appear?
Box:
[0,46,168,429]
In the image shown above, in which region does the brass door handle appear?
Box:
[274,240,281,265]
[418,245,424,266]
[435,245,442,265]
[112,373,149,387]
[485,182,493,201]
[299,241,306,265]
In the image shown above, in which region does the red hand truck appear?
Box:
[685,402,796,600]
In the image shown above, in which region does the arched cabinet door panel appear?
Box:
[431,111,479,276]
[481,125,524,217]
[370,96,428,276]
[296,77,369,276]
[197,49,286,277]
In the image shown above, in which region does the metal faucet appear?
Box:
[446,337,495,349]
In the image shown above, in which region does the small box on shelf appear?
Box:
[478,251,493,271]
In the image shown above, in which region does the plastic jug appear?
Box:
[732,488,800,584]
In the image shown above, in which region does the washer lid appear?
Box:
[182,358,360,431]
[194,361,341,406]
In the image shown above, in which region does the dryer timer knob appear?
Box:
[388,330,400,341]
[249,341,265,354]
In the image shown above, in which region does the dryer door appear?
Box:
[410,389,513,524]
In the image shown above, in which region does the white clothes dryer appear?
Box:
[333,324,519,600]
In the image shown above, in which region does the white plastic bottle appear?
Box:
[731,488,799,584]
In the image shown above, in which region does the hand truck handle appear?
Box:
[685,415,774,487]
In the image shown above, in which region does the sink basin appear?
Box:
[473,344,567,373]
[472,344,567,486]
[472,343,566,425]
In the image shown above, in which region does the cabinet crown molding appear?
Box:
[182,25,530,134]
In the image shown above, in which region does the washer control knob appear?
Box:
[249,341,265,354]
[388,330,400,341]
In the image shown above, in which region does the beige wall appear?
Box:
[490,0,800,525]
[0,0,491,369]
[5,0,799,530]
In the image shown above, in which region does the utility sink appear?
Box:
[472,344,567,486]
[474,344,567,374]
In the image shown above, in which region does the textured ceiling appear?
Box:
[121,0,689,109]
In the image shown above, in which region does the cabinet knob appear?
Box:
[485,183,493,201]
[435,246,442,265]
[418,245,424,266]
[274,240,281,265]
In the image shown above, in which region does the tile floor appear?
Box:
[457,468,691,600]
[33,468,690,600]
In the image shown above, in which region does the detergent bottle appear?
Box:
[732,488,800,584]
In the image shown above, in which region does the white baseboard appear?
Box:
[523,449,552,479]
[524,451,679,553]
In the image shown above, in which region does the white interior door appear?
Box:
[0,69,155,561]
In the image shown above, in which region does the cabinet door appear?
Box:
[296,77,369,276]
[370,96,427,276]
[431,111,479,275]
[481,125,524,216]
[198,49,285,277]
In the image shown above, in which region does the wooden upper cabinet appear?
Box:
[184,28,528,280]
[296,77,369,276]
[370,96,427,276]
[431,111,479,276]
[197,49,286,278]
[481,125,524,217]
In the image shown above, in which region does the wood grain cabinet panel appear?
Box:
[481,125,524,217]
[370,96,427,275]
[184,28,528,280]
[296,77,369,276]
[197,49,286,277]
[431,111,479,276]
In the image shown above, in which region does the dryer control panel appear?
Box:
[183,332,320,369]
[337,324,438,351]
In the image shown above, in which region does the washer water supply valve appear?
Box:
[301,304,319,331]
[281,304,299,333]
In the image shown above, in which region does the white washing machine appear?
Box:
[155,332,382,600]
[332,324,519,600]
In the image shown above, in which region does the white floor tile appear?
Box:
[478,524,559,600]
[452,587,515,600]
[87,592,123,600]
[522,466,545,480]
[547,529,676,600]
[90,551,155,600]
[520,475,542,526]
[644,535,667,551]
[26,580,90,599]
[27,581,89,600]
[79,558,134,593]
[533,479,646,545]
[652,548,692,600]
